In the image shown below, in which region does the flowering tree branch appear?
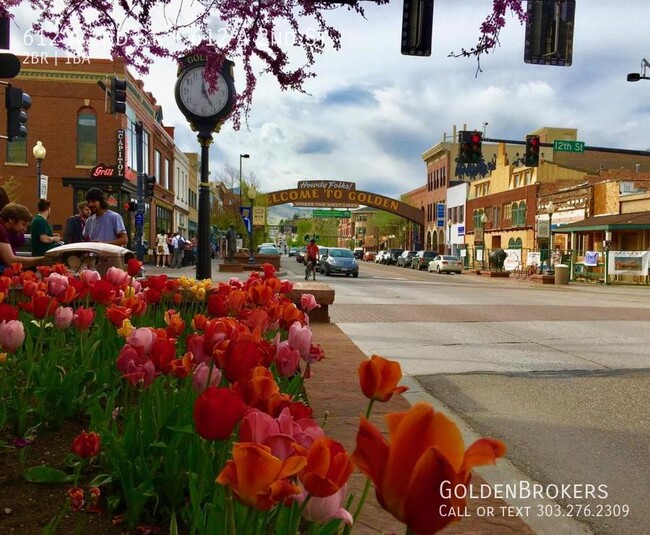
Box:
[3,0,525,127]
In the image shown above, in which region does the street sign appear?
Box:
[458,225,465,236]
[553,140,585,153]
[436,203,445,219]
[436,219,444,227]
[313,209,351,218]
[135,213,144,226]
[39,175,48,199]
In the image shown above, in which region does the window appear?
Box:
[458,205,464,223]
[508,237,523,249]
[165,159,171,190]
[156,205,172,233]
[5,138,26,163]
[512,201,527,227]
[77,108,97,166]
[492,205,500,228]
[154,150,161,182]
[503,203,512,221]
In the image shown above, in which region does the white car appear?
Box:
[375,250,390,263]
[428,255,463,274]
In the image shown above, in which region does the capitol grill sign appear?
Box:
[116,129,126,178]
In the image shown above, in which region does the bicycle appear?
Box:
[304,259,316,281]
[513,261,525,279]
[525,263,539,278]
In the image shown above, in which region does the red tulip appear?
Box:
[71,430,101,458]
[72,306,95,331]
[194,386,246,441]
[358,355,409,402]
[105,305,132,327]
[127,258,142,277]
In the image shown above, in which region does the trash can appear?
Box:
[554,264,570,285]
[45,243,135,276]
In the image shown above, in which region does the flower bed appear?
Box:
[0,259,506,534]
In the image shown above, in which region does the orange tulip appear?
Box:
[217,443,306,510]
[298,437,354,498]
[358,355,409,402]
[352,402,506,535]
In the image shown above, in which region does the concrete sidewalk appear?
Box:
[309,323,535,535]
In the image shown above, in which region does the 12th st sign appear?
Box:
[553,140,585,153]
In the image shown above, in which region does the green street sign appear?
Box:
[553,140,585,153]
[313,209,351,218]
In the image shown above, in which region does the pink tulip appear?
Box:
[106,266,129,286]
[126,327,155,355]
[288,321,311,359]
[186,333,208,364]
[192,362,222,392]
[0,320,25,352]
[239,408,324,460]
[299,484,353,526]
[54,306,74,329]
[300,293,320,312]
[47,272,69,297]
[275,341,301,377]
[80,270,101,286]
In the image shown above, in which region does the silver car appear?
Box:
[320,248,359,277]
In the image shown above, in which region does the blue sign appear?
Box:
[239,206,252,234]
[135,213,144,226]
[436,219,444,227]
[436,203,445,219]
[458,225,465,236]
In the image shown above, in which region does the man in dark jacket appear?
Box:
[63,201,90,244]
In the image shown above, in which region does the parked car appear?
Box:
[320,247,359,277]
[316,247,329,268]
[362,251,376,262]
[296,246,307,263]
[288,246,299,257]
[411,250,437,270]
[428,255,463,274]
[257,245,280,255]
[396,250,416,267]
[353,248,364,260]
[375,250,390,264]
[385,248,404,265]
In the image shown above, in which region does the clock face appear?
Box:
[177,67,230,118]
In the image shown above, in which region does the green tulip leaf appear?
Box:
[23,466,75,483]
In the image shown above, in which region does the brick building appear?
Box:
[0,56,192,250]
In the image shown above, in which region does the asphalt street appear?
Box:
[279,258,650,535]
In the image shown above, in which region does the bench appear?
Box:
[287,282,335,323]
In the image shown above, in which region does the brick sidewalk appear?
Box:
[309,323,535,535]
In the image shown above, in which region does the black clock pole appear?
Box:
[197,133,212,280]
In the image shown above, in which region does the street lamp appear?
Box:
[627,58,650,82]
[480,213,488,269]
[239,153,250,208]
[32,140,46,199]
[247,186,257,264]
[546,201,555,273]
[447,218,453,255]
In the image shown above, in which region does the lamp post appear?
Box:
[247,186,257,264]
[546,201,555,273]
[239,153,250,208]
[32,140,46,199]
[447,218,453,255]
[480,213,488,269]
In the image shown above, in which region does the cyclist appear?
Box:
[305,238,319,281]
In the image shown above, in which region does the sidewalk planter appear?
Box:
[555,264,570,285]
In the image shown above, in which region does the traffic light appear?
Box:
[144,175,156,198]
[124,200,137,212]
[110,77,127,114]
[5,85,31,141]
[458,130,482,164]
[304,234,310,242]
[401,0,434,56]
[525,135,541,167]
[524,0,575,66]
[0,53,20,79]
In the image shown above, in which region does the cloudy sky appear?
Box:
[9,1,650,199]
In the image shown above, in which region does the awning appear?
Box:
[553,211,650,233]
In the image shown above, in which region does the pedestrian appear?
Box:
[63,201,90,244]
[171,232,183,268]
[305,238,319,281]
[0,203,46,271]
[156,229,169,267]
[82,188,128,246]
[0,187,25,252]
[31,199,61,256]
[226,224,236,263]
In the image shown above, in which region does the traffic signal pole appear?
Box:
[135,121,145,261]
